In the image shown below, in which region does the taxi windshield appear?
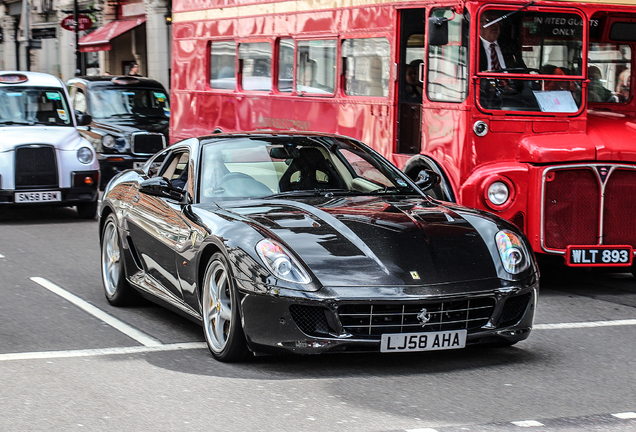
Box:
[478,9,584,113]
[0,87,72,126]
[88,88,170,120]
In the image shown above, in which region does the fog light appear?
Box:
[83,176,94,186]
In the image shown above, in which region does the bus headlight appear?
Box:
[77,147,94,164]
[495,230,530,274]
[487,181,509,206]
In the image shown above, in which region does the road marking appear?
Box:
[613,412,636,419]
[405,429,440,432]
[0,253,4,258]
[511,420,544,427]
[534,319,636,330]
[30,277,163,347]
[0,342,207,362]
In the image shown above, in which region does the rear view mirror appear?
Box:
[429,17,449,46]
[140,177,185,201]
[76,112,92,126]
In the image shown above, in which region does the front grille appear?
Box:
[15,145,58,189]
[131,132,165,155]
[498,293,531,327]
[338,298,495,339]
[543,165,636,250]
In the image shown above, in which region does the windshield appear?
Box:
[88,88,170,119]
[199,136,420,201]
[0,86,72,126]
[478,8,584,113]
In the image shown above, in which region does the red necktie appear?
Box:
[490,43,501,70]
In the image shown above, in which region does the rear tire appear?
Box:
[100,214,136,305]
[202,252,250,362]
[77,201,97,219]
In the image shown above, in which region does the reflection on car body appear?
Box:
[67,76,169,189]
[99,132,539,362]
[0,71,100,218]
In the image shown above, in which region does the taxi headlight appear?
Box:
[495,230,530,274]
[487,181,510,206]
[256,239,311,284]
[77,147,93,164]
[102,135,116,149]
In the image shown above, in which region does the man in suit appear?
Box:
[479,10,525,71]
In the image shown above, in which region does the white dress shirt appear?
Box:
[480,37,506,70]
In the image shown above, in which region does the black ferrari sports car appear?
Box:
[99,132,539,362]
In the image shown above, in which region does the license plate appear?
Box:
[380,330,467,353]
[566,245,633,266]
[15,191,61,203]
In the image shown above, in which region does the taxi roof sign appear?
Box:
[0,74,28,84]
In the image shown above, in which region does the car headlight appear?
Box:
[77,147,94,164]
[487,181,509,206]
[495,230,530,274]
[102,135,116,149]
[256,239,311,284]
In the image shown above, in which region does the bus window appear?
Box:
[239,42,273,91]
[477,9,584,112]
[589,43,631,103]
[296,40,337,94]
[342,38,390,97]
[210,41,237,90]
[427,8,468,102]
[278,39,295,92]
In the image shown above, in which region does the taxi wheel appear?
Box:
[100,214,136,305]
[77,201,97,219]
[202,253,250,362]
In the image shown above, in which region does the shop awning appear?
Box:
[79,17,146,53]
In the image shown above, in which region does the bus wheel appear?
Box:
[405,162,454,202]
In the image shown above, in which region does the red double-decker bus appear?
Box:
[170,0,636,270]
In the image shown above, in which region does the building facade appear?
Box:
[0,0,171,89]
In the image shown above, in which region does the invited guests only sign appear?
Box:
[60,15,93,32]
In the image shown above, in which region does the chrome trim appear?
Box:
[540,163,636,254]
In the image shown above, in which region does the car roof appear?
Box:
[66,75,167,90]
[0,71,65,88]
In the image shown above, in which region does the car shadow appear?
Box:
[0,205,95,224]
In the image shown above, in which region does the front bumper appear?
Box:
[237,279,539,355]
[0,172,99,206]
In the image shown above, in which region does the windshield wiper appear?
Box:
[0,120,31,126]
[483,1,535,28]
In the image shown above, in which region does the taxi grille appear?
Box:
[543,166,636,250]
[131,133,165,155]
[14,145,58,189]
[338,298,495,339]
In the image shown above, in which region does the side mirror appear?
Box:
[415,169,442,191]
[428,17,449,46]
[76,112,92,126]
[139,177,185,201]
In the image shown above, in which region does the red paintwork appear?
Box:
[170,0,636,267]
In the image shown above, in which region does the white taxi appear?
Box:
[0,72,99,218]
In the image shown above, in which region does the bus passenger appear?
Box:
[588,66,616,102]
[404,63,422,102]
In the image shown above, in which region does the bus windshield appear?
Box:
[478,8,584,113]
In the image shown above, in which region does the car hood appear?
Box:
[0,126,85,152]
[518,110,636,163]
[92,117,169,136]
[220,196,501,288]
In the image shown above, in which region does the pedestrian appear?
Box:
[128,63,141,76]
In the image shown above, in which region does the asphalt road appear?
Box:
[1,206,635,432]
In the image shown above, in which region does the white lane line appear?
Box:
[0,253,5,258]
[612,412,636,419]
[0,342,207,362]
[405,429,440,432]
[511,420,544,427]
[30,277,163,347]
[535,319,636,330]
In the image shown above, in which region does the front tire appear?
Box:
[202,253,250,362]
[100,214,136,305]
